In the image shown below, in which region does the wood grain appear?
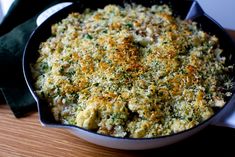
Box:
[0,30,235,157]
[0,105,136,157]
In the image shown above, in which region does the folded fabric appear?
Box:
[0,16,38,117]
[0,0,67,117]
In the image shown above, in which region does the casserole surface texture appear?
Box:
[31,4,232,138]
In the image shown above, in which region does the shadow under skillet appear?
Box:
[118,126,235,157]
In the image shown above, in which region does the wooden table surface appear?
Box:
[1,31,235,157]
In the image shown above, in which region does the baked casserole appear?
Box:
[31,4,233,138]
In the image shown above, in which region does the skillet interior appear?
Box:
[23,0,235,139]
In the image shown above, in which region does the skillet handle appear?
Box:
[36,2,73,26]
[211,95,235,128]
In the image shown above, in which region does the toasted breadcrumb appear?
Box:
[32,4,233,138]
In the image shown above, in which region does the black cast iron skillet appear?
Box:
[23,0,235,150]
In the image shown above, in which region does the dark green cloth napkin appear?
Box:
[0,0,68,117]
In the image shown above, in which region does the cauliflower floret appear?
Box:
[76,107,98,130]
